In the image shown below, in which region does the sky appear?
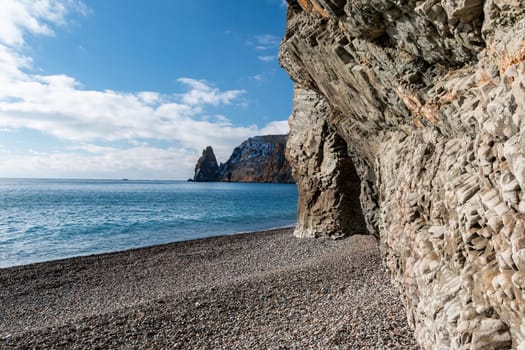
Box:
[0,0,293,180]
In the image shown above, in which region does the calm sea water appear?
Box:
[0,179,298,268]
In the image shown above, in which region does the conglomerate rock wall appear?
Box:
[280,1,525,348]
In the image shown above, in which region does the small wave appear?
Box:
[0,180,298,268]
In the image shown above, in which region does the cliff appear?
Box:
[219,135,294,183]
[193,135,294,183]
[280,1,525,349]
[193,146,220,182]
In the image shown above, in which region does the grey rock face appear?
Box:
[280,0,525,348]
[193,146,219,182]
[287,87,367,238]
[219,135,294,183]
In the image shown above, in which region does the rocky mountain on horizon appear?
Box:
[192,135,294,183]
[219,135,294,183]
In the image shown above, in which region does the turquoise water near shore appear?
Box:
[0,179,298,268]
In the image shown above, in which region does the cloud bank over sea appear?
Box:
[0,0,289,179]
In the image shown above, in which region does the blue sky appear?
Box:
[0,0,293,180]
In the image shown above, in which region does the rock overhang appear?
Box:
[280,0,525,348]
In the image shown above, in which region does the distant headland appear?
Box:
[192,134,294,183]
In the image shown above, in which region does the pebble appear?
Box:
[0,228,419,349]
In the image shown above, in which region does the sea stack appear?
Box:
[193,146,219,182]
[280,1,525,348]
[193,135,294,183]
[219,135,294,183]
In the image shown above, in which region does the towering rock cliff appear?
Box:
[280,1,525,349]
[219,135,294,183]
[193,135,294,183]
[193,146,220,182]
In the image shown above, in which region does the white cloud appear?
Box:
[177,78,245,106]
[252,73,265,82]
[249,34,280,64]
[137,91,160,105]
[0,0,88,46]
[0,145,197,180]
[253,34,280,51]
[258,55,276,62]
[0,0,290,179]
[250,69,279,85]
[259,120,289,135]
[266,0,288,9]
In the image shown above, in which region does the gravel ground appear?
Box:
[0,228,419,349]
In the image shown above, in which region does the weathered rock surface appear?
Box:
[280,0,525,348]
[219,135,294,183]
[193,146,220,182]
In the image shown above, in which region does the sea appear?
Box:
[0,178,298,268]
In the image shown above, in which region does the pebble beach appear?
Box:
[0,228,418,349]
